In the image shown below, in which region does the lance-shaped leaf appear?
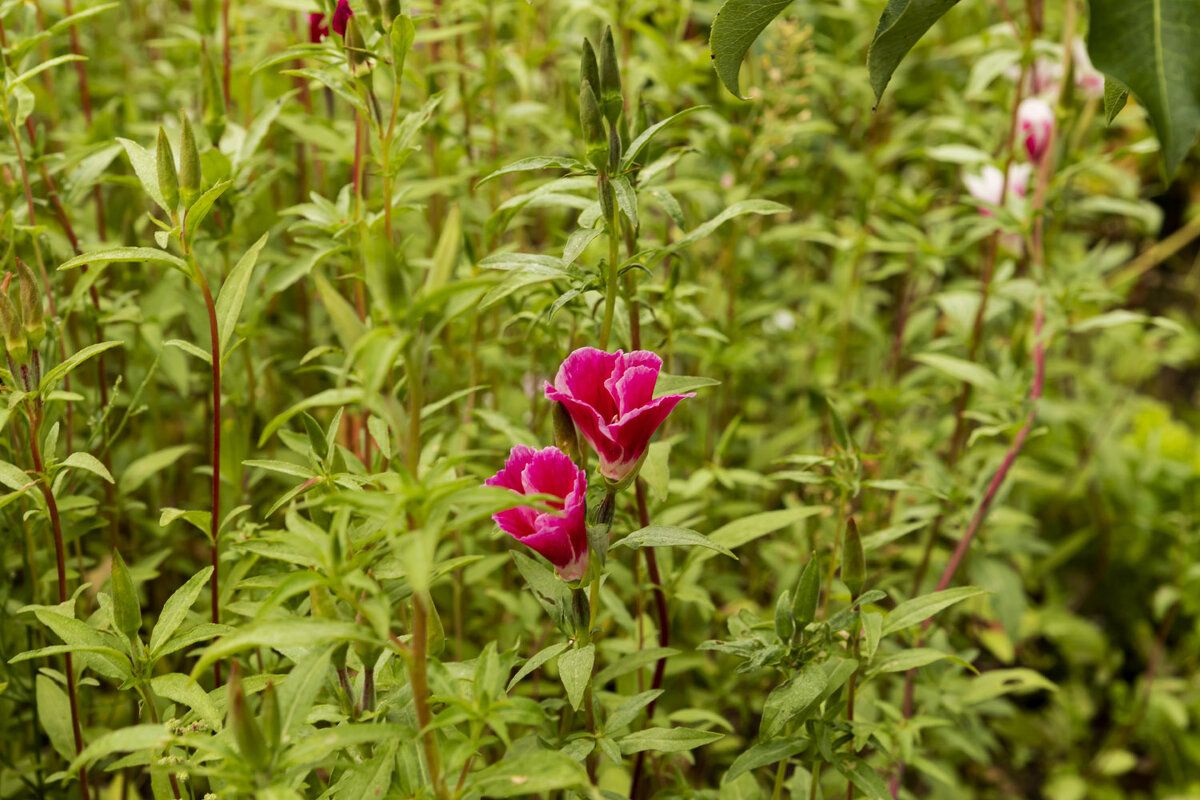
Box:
[868,0,960,106]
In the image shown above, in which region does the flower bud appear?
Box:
[580,38,600,103]
[309,12,329,42]
[0,291,28,366]
[792,552,820,627]
[331,0,353,37]
[580,81,607,172]
[599,27,622,125]
[156,127,179,213]
[1017,96,1055,164]
[364,0,382,23]
[259,680,281,752]
[607,122,621,175]
[382,0,400,27]
[552,401,581,464]
[344,15,368,72]
[842,517,865,600]
[14,258,44,347]
[179,112,202,210]
[774,589,795,640]
[227,662,270,771]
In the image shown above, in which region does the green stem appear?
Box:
[598,182,619,351]
[821,490,848,618]
[411,593,447,798]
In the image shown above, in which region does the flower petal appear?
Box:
[552,347,620,422]
[609,392,694,466]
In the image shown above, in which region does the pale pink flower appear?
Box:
[963,163,1031,216]
[545,348,693,484]
[1017,97,1055,163]
[1072,38,1105,99]
[486,446,589,581]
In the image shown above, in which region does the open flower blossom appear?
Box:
[308,12,329,43]
[331,0,353,37]
[486,446,589,581]
[546,348,694,484]
[963,163,1032,216]
[1017,97,1055,163]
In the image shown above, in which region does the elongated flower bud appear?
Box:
[344,15,368,72]
[842,517,865,599]
[792,552,820,627]
[364,0,381,22]
[227,662,270,771]
[553,401,581,464]
[381,0,400,28]
[179,113,202,209]
[156,127,179,212]
[0,291,28,366]
[581,38,600,101]
[599,27,622,124]
[580,81,607,172]
[14,258,44,347]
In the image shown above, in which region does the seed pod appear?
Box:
[793,552,820,627]
[13,258,44,347]
[553,401,581,465]
[227,662,270,771]
[580,38,600,100]
[580,81,607,172]
[156,127,179,213]
[344,15,368,72]
[842,517,865,600]
[599,26,622,124]
[0,291,28,366]
[179,113,202,209]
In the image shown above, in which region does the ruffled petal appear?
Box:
[608,393,694,469]
[519,446,576,505]
[485,445,540,538]
[545,388,622,465]
[553,347,619,422]
[612,365,660,416]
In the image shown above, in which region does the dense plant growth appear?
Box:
[1,0,1198,798]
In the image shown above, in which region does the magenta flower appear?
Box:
[308,12,329,43]
[545,348,694,485]
[486,446,589,581]
[1017,97,1055,163]
[331,0,353,37]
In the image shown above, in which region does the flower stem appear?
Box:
[28,412,90,800]
[411,592,446,798]
[598,181,619,351]
[629,479,668,800]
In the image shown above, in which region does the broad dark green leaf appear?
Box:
[867,0,961,105]
[710,0,793,99]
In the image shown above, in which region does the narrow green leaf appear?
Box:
[724,740,808,784]
[182,179,233,251]
[882,586,988,636]
[40,341,123,392]
[215,233,270,356]
[622,106,707,169]
[120,445,198,494]
[149,567,214,656]
[614,525,737,559]
[867,0,961,105]
[507,642,570,693]
[559,644,594,711]
[116,138,168,211]
[619,726,724,754]
[60,248,187,274]
[111,550,142,639]
[1103,78,1129,125]
[61,452,114,484]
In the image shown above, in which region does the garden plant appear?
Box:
[1,0,1199,798]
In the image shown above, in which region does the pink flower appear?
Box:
[1071,37,1105,99]
[545,348,694,484]
[1004,57,1061,98]
[308,12,329,43]
[331,0,353,37]
[1017,97,1055,163]
[963,163,1032,217]
[486,446,589,581]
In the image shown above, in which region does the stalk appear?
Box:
[28,412,90,800]
[629,479,669,800]
[598,188,619,350]
[411,593,446,798]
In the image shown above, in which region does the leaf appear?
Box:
[60,247,188,276]
[0,460,33,492]
[120,445,198,494]
[709,0,794,99]
[840,758,893,800]
[391,15,416,87]
[110,550,142,638]
[1089,0,1200,176]
[149,567,214,655]
[165,338,212,365]
[867,0,961,106]
[593,647,679,686]
[1104,78,1129,125]
[68,724,167,774]
[150,673,221,728]
[867,647,975,675]
[182,180,232,250]
[468,751,588,797]
[654,373,720,397]
[618,727,724,754]
[760,663,827,738]
[912,352,1000,392]
[477,157,587,187]
[40,341,123,392]
[724,740,808,784]
[426,204,461,294]
[605,690,663,733]
[190,620,373,679]
[660,199,789,258]
[61,452,114,484]
[313,274,367,355]
[281,724,409,768]
[558,644,594,711]
[961,668,1057,704]
[882,586,988,636]
[11,54,87,89]
[708,507,823,552]
[215,233,270,356]
[614,526,736,559]
[259,387,363,446]
[36,676,76,761]
[622,106,707,169]
[116,138,168,211]
[277,644,336,735]
[507,642,570,692]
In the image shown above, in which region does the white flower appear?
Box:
[1017,97,1055,163]
[963,163,1032,216]
[1072,37,1105,99]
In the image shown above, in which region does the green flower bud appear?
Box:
[382,0,400,27]
[179,112,202,210]
[580,81,607,171]
[14,258,44,347]
[607,122,621,175]
[364,0,382,22]
[774,589,795,641]
[0,291,28,366]
[156,127,179,213]
[792,552,820,627]
[552,401,581,464]
[227,662,270,771]
[599,26,622,125]
[345,16,368,72]
[842,517,865,600]
[201,43,226,144]
[580,38,600,102]
[259,680,281,752]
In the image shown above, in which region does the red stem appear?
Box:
[221,0,232,105]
